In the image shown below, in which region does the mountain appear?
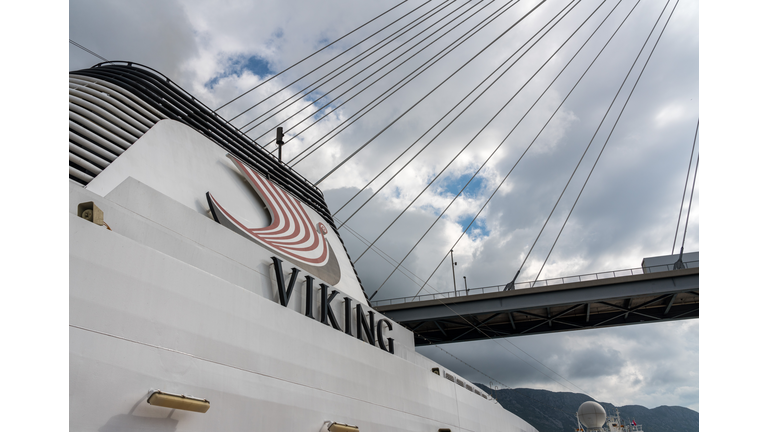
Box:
[474,385,699,432]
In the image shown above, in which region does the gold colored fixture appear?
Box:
[146,390,210,413]
[324,421,359,432]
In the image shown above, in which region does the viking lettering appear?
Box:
[271,257,300,307]
[320,283,341,330]
[344,297,353,335]
[377,318,394,354]
[304,275,315,319]
[356,304,376,346]
[269,256,395,353]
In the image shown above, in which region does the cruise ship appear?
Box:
[69,62,538,431]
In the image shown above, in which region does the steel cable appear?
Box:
[69,39,108,62]
[312,1,546,185]
[264,0,510,153]
[246,0,487,142]
[330,0,578,221]
[369,0,628,299]
[512,0,673,281]
[531,0,680,284]
[337,219,439,290]
[411,0,643,298]
[679,155,698,253]
[672,120,699,254]
[353,0,614,273]
[237,0,461,133]
[216,0,412,113]
[285,0,523,166]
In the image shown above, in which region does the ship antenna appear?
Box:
[276,127,285,162]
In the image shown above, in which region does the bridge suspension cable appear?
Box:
[246,0,495,144]
[312,1,546,186]
[672,120,699,254]
[531,0,681,284]
[365,0,621,299]
[214,0,412,113]
[677,155,698,256]
[330,0,581,224]
[251,0,517,154]
[410,0,643,298]
[336,217,439,291]
[236,0,465,133]
[283,0,527,166]
[69,39,108,62]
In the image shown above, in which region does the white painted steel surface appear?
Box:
[70,119,538,431]
[85,119,367,304]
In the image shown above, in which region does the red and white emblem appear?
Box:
[206,155,341,283]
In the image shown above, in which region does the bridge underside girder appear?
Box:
[375,268,698,346]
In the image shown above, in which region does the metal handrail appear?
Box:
[371,260,698,307]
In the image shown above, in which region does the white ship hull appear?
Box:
[69,65,537,432]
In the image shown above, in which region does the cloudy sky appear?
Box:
[67,0,704,412]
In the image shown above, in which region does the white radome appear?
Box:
[578,401,607,429]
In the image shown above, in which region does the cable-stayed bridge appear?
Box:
[373,260,698,345]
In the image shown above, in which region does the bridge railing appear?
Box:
[371,260,698,307]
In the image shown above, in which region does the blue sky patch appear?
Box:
[242,56,273,78]
[205,55,274,89]
[458,215,490,237]
[441,173,485,198]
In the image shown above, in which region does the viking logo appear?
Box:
[206,155,342,285]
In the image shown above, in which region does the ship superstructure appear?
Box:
[602,408,643,432]
[69,62,537,431]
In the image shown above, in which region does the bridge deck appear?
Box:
[374,267,698,345]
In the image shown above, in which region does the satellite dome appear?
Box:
[577,401,606,429]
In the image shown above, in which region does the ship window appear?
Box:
[445,373,455,383]
[438,429,451,432]
[432,367,440,375]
